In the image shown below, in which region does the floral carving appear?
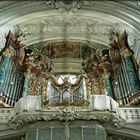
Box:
[44,0,84,14]
[15,17,118,38]
[9,110,125,130]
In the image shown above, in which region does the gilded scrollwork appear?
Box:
[28,76,41,96]
[98,77,106,94]
[42,78,48,98]
[83,49,112,95]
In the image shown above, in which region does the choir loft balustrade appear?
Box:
[0,107,140,126]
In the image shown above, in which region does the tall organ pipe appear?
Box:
[1,59,12,99]
[122,49,140,93]
[0,50,14,102]
[117,69,126,105]
[122,58,132,97]
[6,66,15,104]
[120,64,131,103]
[14,74,21,103]
[9,71,17,106]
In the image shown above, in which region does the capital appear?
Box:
[102,72,111,79]
[3,49,14,57]
[121,48,132,57]
[24,71,32,78]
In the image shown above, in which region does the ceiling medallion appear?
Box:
[45,0,84,14]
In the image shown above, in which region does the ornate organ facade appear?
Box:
[0,31,140,108]
[0,31,140,140]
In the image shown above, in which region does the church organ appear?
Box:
[0,31,140,108]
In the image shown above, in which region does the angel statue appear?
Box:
[50,75,83,103]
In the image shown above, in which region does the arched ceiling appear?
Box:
[0,0,140,64]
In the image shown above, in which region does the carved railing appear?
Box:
[0,108,14,123]
[0,107,140,124]
[118,107,140,123]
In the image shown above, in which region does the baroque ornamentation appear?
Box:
[82,49,113,95]
[121,48,132,57]
[58,109,77,122]
[9,110,125,130]
[0,109,14,120]
[3,49,14,57]
[16,17,119,38]
[44,0,84,14]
